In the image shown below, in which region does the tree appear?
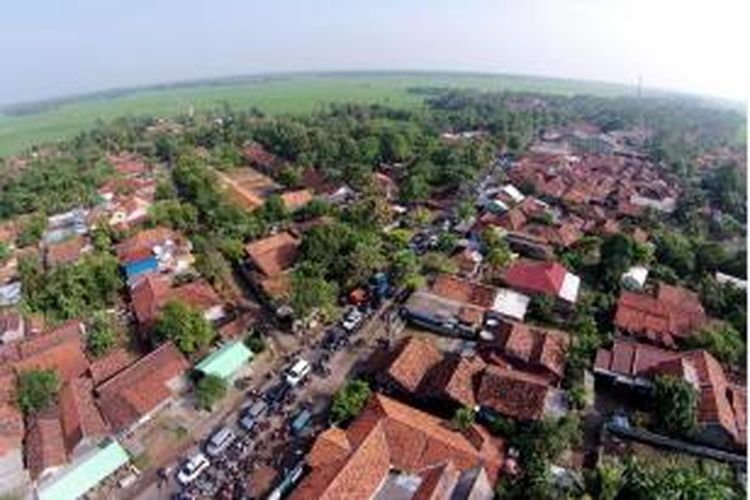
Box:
[684,323,744,368]
[331,379,371,423]
[451,406,476,431]
[291,265,339,321]
[619,456,740,500]
[261,194,288,222]
[599,233,634,286]
[17,213,46,248]
[0,242,10,263]
[653,231,695,278]
[16,369,59,415]
[195,374,227,410]
[86,311,117,357]
[400,173,430,204]
[421,252,458,275]
[154,301,215,354]
[652,375,698,436]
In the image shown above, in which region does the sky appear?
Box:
[1,0,748,105]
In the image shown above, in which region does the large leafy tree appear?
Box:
[331,379,371,424]
[652,375,698,437]
[17,369,59,415]
[154,301,215,354]
[195,374,227,411]
[290,264,339,321]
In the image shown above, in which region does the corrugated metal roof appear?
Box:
[195,341,253,379]
[37,438,129,500]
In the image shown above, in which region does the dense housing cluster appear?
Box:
[0,87,746,499]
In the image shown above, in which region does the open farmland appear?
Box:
[0,72,637,157]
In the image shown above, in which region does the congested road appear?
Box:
[134,298,401,500]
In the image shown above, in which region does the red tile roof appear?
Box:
[95,342,188,431]
[0,370,24,457]
[244,232,300,277]
[614,284,708,346]
[487,321,570,383]
[502,260,568,297]
[476,366,552,421]
[596,339,745,448]
[280,189,313,211]
[431,274,498,310]
[381,337,444,393]
[130,275,222,325]
[15,321,89,383]
[59,378,108,453]
[25,408,67,479]
[88,348,139,385]
[107,153,150,177]
[243,143,277,168]
[291,394,503,500]
[116,227,179,264]
[45,236,86,267]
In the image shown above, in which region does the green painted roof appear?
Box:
[38,439,129,500]
[195,341,253,379]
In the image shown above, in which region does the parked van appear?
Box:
[285,359,311,387]
[205,426,236,457]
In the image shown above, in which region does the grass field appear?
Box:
[0,72,637,158]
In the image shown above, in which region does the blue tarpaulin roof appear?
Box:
[124,257,158,280]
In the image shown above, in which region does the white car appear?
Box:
[205,426,236,457]
[340,308,364,332]
[176,452,210,485]
[285,358,311,387]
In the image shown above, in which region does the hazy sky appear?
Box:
[1,0,748,105]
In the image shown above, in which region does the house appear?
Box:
[87,348,139,385]
[289,394,504,500]
[0,369,28,494]
[476,366,568,422]
[107,195,152,229]
[245,232,299,278]
[621,266,648,291]
[14,320,89,384]
[613,283,708,347]
[95,342,188,432]
[502,260,580,305]
[594,339,746,451]
[0,311,25,344]
[43,209,88,245]
[489,289,530,322]
[503,231,555,261]
[402,275,503,337]
[107,153,150,178]
[243,142,278,173]
[280,189,313,212]
[58,377,109,456]
[375,336,567,422]
[244,232,300,305]
[130,275,225,330]
[479,320,570,385]
[195,341,253,381]
[214,167,272,211]
[116,227,194,284]
[24,408,67,480]
[36,438,130,500]
[45,236,89,268]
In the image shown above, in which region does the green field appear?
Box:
[0,72,637,158]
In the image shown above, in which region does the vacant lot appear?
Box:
[0,72,634,157]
